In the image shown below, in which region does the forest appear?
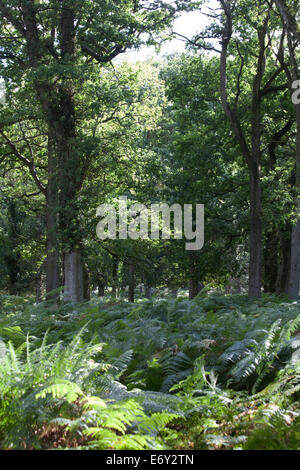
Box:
[0,0,300,452]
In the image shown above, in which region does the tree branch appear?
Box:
[0,130,46,194]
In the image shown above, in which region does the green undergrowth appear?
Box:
[0,292,300,450]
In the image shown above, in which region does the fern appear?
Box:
[35,380,84,402]
[1,292,300,450]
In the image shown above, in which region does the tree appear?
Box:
[181,0,294,297]
[146,53,249,296]
[0,0,196,302]
[274,0,300,299]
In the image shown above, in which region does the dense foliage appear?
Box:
[1,292,300,450]
[0,0,300,452]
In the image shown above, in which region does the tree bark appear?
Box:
[189,280,203,299]
[288,219,300,299]
[83,265,90,301]
[276,25,300,299]
[287,55,300,299]
[64,251,84,303]
[264,120,294,294]
[98,282,105,297]
[264,229,279,293]
[46,127,59,299]
[58,7,85,301]
[145,285,153,299]
[276,226,291,294]
[36,262,44,304]
[170,288,178,298]
[5,200,21,296]
[128,263,135,302]
[274,0,300,41]
[248,169,262,297]
[21,3,85,303]
[219,1,270,298]
[111,258,118,299]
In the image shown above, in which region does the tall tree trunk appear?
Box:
[145,285,153,299]
[188,258,203,299]
[111,258,118,299]
[248,168,262,297]
[279,28,300,299]
[170,288,178,298]
[276,226,291,294]
[83,265,90,301]
[247,21,268,299]
[274,0,300,42]
[58,6,85,302]
[5,200,21,296]
[46,127,59,300]
[265,121,294,294]
[98,282,105,297]
[63,251,84,303]
[288,219,300,299]
[189,280,203,299]
[287,69,300,299]
[128,263,135,302]
[22,4,84,303]
[264,229,279,293]
[36,263,44,304]
[219,1,269,298]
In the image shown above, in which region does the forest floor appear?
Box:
[0,292,300,450]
